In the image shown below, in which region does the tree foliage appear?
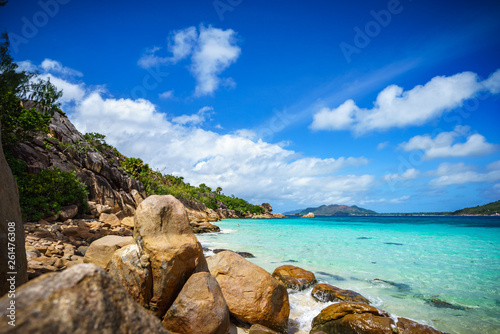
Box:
[0,32,62,146]
[121,156,264,215]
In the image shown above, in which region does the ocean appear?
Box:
[197,216,500,334]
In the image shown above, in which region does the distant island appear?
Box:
[285,200,500,217]
[285,204,377,216]
[452,200,500,216]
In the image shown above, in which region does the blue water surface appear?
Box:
[198,216,500,334]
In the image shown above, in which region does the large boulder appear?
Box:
[83,235,134,270]
[272,265,317,291]
[162,272,230,334]
[312,283,370,304]
[108,243,152,308]
[310,302,445,334]
[0,120,28,297]
[133,195,207,318]
[0,264,170,333]
[207,251,289,333]
[301,212,315,218]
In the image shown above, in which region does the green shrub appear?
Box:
[14,167,88,221]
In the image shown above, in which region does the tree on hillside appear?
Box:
[0,32,62,147]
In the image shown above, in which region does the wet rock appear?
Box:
[310,302,445,334]
[272,265,317,291]
[207,251,289,333]
[426,297,468,310]
[162,272,230,334]
[310,302,394,334]
[311,283,370,304]
[133,195,207,318]
[83,235,134,270]
[0,264,169,333]
[190,221,221,233]
[249,324,280,334]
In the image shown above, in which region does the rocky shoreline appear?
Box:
[1,193,447,333]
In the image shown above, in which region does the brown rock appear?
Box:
[121,216,135,228]
[99,212,121,227]
[272,265,317,291]
[58,205,79,221]
[207,251,289,333]
[249,324,280,334]
[162,272,230,334]
[310,302,393,334]
[0,120,28,297]
[301,212,315,218]
[0,263,170,333]
[134,195,207,318]
[83,235,134,270]
[396,317,446,334]
[109,243,152,308]
[312,283,370,304]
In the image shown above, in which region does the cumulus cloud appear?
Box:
[16,59,86,103]
[159,90,174,99]
[383,168,420,182]
[40,59,83,77]
[172,106,213,126]
[429,161,500,187]
[400,126,498,160]
[310,69,500,134]
[33,61,374,207]
[137,25,241,96]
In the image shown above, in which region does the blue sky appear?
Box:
[2,0,500,213]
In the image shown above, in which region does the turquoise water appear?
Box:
[197,216,500,334]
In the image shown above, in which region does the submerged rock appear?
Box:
[0,264,169,333]
[162,272,230,334]
[207,251,289,333]
[272,265,317,291]
[311,283,370,304]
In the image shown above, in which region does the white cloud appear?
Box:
[429,161,500,187]
[383,168,420,182]
[310,69,500,134]
[71,96,374,205]
[159,90,174,99]
[400,126,498,160]
[377,141,389,150]
[33,62,374,207]
[172,106,213,126]
[361,195,410,205]
[40,59,83,77]
[40,74,86,103]
[191,25,241,96]
[138,25,241,96]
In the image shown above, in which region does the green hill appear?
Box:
[452,200,500,215]
[286,204,377,216]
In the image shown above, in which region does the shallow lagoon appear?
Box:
[198,216,500,334]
